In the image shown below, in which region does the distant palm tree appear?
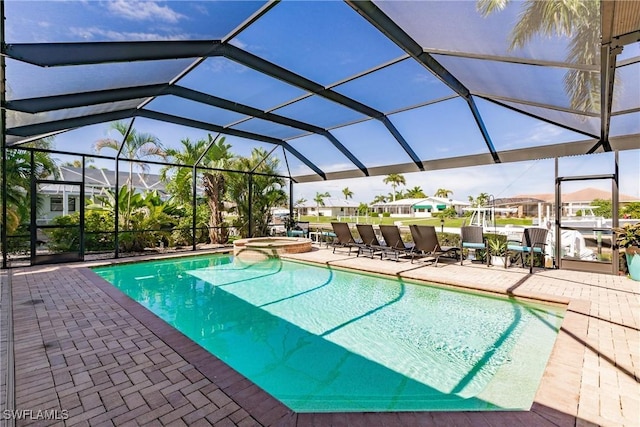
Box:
[342,187,354,200]
[469,192,490,207]
[477,0,600,112]
[62,158,95,169]
[357,202,370,216]
[313,192,330,220]
[434,188,453,198]
[371,194,387,204]
[406,186,426,198]
[383,174,406,202]
[295,197,307,220]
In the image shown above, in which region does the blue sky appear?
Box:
[6,0,639,204]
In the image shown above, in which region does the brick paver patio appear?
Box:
[4,247,639,426]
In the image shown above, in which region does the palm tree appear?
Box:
[371,194,387,204]
[160,135,233,244]
[295,197,307,220]
[342,187,354,200]
[383,173,406,202]
[469,192,490,207]
[434,188,453,198]
[5,139,57,234]
[94,121,166,186]
[225,148,287,237]
[61,158,95,169]
[477,0,600,112]
[313,192,330,220]
[200,136,233,244]
[406,186,426,198]
[94,121,166,229]
[160,137,207,204]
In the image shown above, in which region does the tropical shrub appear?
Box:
[621,202,640,219]
[171,202,212,247]
[47,211,115,253]
[87,188,179,252]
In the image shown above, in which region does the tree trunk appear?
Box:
[203,172,228,244]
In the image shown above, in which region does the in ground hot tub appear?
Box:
[233,237,313,260]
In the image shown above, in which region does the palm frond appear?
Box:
[476,0,509,16]
[94,138,121,154]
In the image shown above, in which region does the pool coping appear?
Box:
[74,252,592,426]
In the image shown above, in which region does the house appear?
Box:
[504,188,638,219]
[370,197,470,217]
[296,198,360,218]
[38,166,167,223]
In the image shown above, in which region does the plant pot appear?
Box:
[491,255,510,268]
[624,246,640,281]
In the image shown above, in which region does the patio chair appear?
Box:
[460,226,489,266]
[506,227,549,273]
[409,225,460,266]
[379,225,415,261]
[330,222,364,255]
[355,224,392,259]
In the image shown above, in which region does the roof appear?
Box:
[3,1,639,183]
[512,188,638,203]
[58,166,164,191]
[371,197,470,208]
[298,198,360,209]
[44,166,168,194]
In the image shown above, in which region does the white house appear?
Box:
[370,197,470,217]
[37,166,167,223]
[297,198,360,218]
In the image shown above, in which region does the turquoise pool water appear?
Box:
[93,255,565,412]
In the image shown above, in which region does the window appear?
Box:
[50,197,63,212]
[50,196,76,212]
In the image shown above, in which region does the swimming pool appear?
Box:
[93,255,565,412]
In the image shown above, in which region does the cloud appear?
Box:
[106,0,185,23]
[500,122,570,150]
[70,26,188,41]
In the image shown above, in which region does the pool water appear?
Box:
[93,255,565,412]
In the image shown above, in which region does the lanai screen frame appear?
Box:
[1,1,639,268]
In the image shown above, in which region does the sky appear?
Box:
[5,0,640,205]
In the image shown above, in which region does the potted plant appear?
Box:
[614,222,640,281]
[488,237,510,268]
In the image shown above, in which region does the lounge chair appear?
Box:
[409,225,460,266]
[355,224,392,259]
[460,226,489,266]
[506,227,549,273]
[379,225,415,261]
[330,222,364,255]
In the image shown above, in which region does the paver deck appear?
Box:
[4,247,639,426]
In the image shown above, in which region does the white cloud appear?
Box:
[70,26,188,41]
[106,0,185,23]
[500,122,572,150]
